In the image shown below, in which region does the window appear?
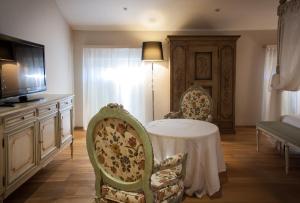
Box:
[262,45,300,120]
[82,48,152,129]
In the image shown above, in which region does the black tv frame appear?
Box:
[0,33,47,104]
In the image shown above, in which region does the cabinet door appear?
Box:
[187,45,219,120]
[60,109,73,145]
[219,45,235,132]
[0,125,3,196]
[40,114,58,160]
[170,41,187,111]
[7,125,36,185]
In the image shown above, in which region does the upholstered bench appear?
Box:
[256,118,300,174]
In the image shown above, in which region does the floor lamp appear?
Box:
[141,41,164,120]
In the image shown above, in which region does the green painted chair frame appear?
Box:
[87,103,187,203]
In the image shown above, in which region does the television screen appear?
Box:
[0,37,46,99]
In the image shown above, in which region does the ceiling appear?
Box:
[55,0,278,31]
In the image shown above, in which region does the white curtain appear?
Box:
[262,45,300,120]
[82,48,152,129]
[281,91,300,115]
[272,0,300,90]
[262,46,281,121]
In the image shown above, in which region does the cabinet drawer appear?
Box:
[59,98,73,110]
[38,103,58,117]
[4,110,36,129]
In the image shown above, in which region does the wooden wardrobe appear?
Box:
[168,35,239,134]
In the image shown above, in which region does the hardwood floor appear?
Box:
[5,127,300,203]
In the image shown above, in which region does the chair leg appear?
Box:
[256,129,260,152]
[285,144,289,175]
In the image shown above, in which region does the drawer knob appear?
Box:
[21,116,25,120]
[48,108,51,110]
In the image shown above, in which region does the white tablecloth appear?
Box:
[146,119,226,198]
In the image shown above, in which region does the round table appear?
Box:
[146,119,226,198]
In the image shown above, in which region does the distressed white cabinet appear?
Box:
[0,125,3,203]
[60,109,72,144]
[0,94,74,201]
[7,125,36,185]
[59,97,74,158]
[39,114,58,161]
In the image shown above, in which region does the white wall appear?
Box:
[73,30,276,127]
[0,0,74,94]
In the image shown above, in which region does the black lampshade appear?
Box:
[141,41,164,61]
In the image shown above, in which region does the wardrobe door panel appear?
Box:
[220,45,235,132]
[187,46,219,120]
[170,43,186,111]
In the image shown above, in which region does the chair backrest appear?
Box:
[86,103,153,190]
[180,85,213,120]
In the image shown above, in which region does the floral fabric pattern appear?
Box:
[154,153,185,172]
[101,185,145,203]
[101,180,184,203]
[155,180,184,202]
[181,88,212,120]
[94,118,145,182]
[151,167,181,190]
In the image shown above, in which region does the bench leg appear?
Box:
[256,129,260,152]
[285,144,289,175]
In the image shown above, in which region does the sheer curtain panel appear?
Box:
[262,45,281,121]
[281,91,300,115]
[82,48,152,129]
[262,45,300,120]
[272,0,300,90]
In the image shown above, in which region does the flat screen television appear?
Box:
[0,34,46,103]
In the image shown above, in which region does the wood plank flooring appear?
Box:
[5,127,300,203]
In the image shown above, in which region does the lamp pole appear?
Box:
[141,41,163,121]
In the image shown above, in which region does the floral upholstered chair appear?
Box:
[87,103,188,203]
[165,85,213,122]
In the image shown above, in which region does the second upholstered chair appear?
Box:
[165,85,213,122]
[87,103,187,203]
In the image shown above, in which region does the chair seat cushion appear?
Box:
[151,167,182,190]
[101,166,184,203]
[155,180,184,202]
[101,180,184,203]
[102,185,145,203]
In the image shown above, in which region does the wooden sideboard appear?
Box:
[168,35,239,133]
[0,94,74,202]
